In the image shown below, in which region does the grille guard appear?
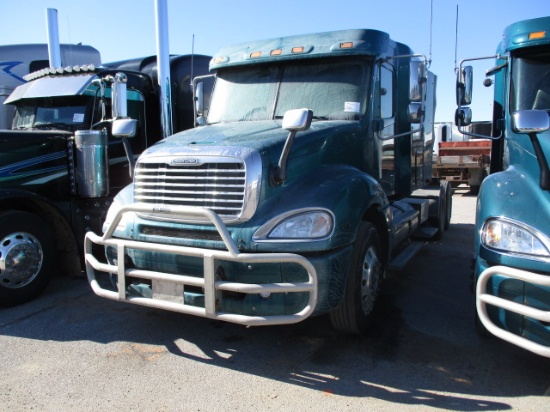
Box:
[85,204,318,326]
[477,265,550,357]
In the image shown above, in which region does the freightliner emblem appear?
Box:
[172,158,199,166]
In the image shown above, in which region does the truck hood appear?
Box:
[140,119,361,163]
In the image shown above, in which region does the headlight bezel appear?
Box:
[102,184,135,234]
[480,217,550,258]
[253,208,335,242]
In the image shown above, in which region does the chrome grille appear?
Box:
[134,159,246,219]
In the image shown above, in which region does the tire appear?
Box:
[429,180,449,239]
[0,211,54,307]
[330,222,383,334]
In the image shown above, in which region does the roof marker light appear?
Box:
[250,51,262,58]
[270,49,282,56]
[529,31,546,40]
[340,42,354,49]
[212,56,228,64]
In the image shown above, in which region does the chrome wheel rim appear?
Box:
[0,232,43,289]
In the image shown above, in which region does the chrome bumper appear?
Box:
[85,204,318,326]
[477,265,550,357]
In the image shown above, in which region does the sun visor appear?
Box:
[4,73,98,105]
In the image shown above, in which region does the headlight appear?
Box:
[481,218,550,257]
[267,210,333,239]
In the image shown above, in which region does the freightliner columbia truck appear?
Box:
[85,28,452,334]
[456,16,550,357]
[0,54,211,306]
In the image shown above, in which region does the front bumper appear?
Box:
[85,203,318,326]
[476,264,550,357]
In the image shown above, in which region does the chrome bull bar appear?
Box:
[477,265,550,358]
[84,204,318,326]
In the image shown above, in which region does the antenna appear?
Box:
[428,0,433,67]
[454,4,459,73]
[190,34,195,88]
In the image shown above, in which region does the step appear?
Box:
[388,242,423,271]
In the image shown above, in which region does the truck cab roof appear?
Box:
[210,28,413,70]
[500,16,550,52]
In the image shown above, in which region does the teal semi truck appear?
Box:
[456,16,550,357]
[85,29,452,334]
[0,55,211,306]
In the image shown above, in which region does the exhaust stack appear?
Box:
[46,8,61,68]
[154,0,173,139]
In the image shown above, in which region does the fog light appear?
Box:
[259,292,271,299]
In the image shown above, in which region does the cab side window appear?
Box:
[380,63,395,119]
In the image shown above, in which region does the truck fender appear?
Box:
[0,189,81,276]
[254,164,390,252]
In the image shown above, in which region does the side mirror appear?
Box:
[409,61,426,102]
[512,110,550,134]
[455,107,472,127]
[112,118,137,138]
[195,82,204,116]
[456,66,473,106]
[271,108,313,185]
[408,102,422,124]
[282,108,313,131]
[112,72,128,119]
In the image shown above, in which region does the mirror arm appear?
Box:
[121,137,136,179]
[377,125,424,141]
[271,131,297,184]
[457,124,503,140]
[485,59,508,77]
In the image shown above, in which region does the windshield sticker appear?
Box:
[73,113,85,123]
[344,102,360,113]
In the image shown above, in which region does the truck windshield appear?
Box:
[12,96,90,131]
[207,57,369,123]
[511,48,550,112]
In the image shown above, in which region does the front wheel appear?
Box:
[330,222,384,334]
[0,211,54,306]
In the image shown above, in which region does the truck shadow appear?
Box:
[1,222,548,410]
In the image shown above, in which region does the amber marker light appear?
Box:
[291,46,304,53]
[340,42,354,49]
[250,51,262,58]
[529,31,546,40]
[212,56,227,64]
[270,49,282,56]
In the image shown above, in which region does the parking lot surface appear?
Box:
[1,187,549,411]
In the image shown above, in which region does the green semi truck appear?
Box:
[85,28,452,334]
[456,16,550,357]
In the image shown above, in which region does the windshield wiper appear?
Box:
[33,122,74,131]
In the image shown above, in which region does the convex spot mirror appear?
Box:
[512,110,550,134]
[455,107,472,127]
[112,118,137,138]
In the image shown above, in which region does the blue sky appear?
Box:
[1,0,548,122]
